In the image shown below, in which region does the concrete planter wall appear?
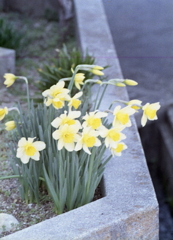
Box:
[1,0,159,239]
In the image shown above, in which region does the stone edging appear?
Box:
[1,0,159,239]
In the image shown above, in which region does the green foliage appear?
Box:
[6,101,110,213]
[0,18,24,52]
[37,44,96,92]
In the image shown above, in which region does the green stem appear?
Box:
[18,76,30,109]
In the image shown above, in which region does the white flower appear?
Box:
[110,142,127,157]
[75,127,101,154]
[16,137,46,164]
[51,110,82,129]
[113,106,135,127]
[52,124,80,152]
[141,102,160,126]
[82,111,108,130]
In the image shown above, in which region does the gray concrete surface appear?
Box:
[102,0,173,108]
[1,1,159,239]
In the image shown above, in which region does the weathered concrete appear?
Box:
[0,214,19,234]
[0,48,15,87]
[1,0,159,239]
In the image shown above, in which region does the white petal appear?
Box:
[75,142,82,151]
[42,89,50,97]
[141,114,147,127]
[58,139,64,150]
[68,111,81,119]
[18,138,27,147]
[31,151,40,161]
[74,91,83,98]
[83,145,91,154]
[33,141,46,151]
[95,138,101,146]
[28,137,36,143]
[16,148,25,158]
[51,118,61,128]
[20,155,30,164]
[52,130,60,140]
[65,142,75,152]
[95,111,108,118]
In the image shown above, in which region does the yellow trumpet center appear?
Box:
[145,108,156,120]
[24,143,37,156]
[83,134,96,147]
[116,112,129,125]
[87,117,101,129]
[108,129,120,141]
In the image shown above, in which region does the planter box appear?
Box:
[1,0,159,239]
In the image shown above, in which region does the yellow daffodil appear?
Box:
[124,79,138,86]
[141,102,160,127]
[100,126,126,148]
[68,92,83,110]
[4,73,17,87]
[113,105,135,127]
[75,127,101,154]
[0,107,8,120]
[52,124,80,151]
[16,137,46,164]
[74,73,85,90]
[5,121,16,131]
[51,110,82,129]
[82,111,108,130]
[42,81,70,109]
[90,66,104,76]
[127,99,142,111]
[110,142,127,157]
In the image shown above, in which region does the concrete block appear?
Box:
[1,0,159,239]
[0,47,15,88]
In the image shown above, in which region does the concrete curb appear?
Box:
[1,1,159,239]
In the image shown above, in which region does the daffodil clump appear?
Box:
[0,64,160,214]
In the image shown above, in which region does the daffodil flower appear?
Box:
[113,105,135,127]
[110,142,127,157]
[52,124,80,151]
[5,121,16,131]
[16,137,46,164]
[0,107,8,120]
[51,110,82,129]
[75,127,101,154]
[127,99,142,111]
[99,126,126,148]
[74,73,85,90]
[141,102,160,127]
[82,111,108,130]
[42,81,70,108]
[68,92,83,110]
[4,73,18,87]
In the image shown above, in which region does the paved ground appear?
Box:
[102,0,173,108]
[102,1,173,239]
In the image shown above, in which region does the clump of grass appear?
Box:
[37,44,96,92]
[0,18,24,54]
